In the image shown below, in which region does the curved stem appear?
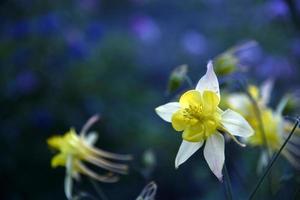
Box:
[224,163,233,200]
[248,117,299,200]
[244,89,272,159]
[89,178,109,200]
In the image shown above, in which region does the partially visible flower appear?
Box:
[155,61,254,180]
[225,81,300,170]
[47,115,132,199]
[214,40,259,76]
[136,181,157,200]
[181,31,207,55]
[131,15,161,44]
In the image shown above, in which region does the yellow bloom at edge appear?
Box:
[225,81,300,169]
[47,115,132,199]
[155,61,254,181]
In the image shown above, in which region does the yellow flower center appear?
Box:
[47,128,90,168]
[171,90,222,142]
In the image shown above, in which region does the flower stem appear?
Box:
[89,178,109,200]
[248,117,300,200]
[245,90,271,159]
[224,163,233,200]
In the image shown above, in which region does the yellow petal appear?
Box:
[182,123,205,142]
[202,90,220,112]
[179,90,202,107]
[248,85,259,100]
[171,110,187,131]
[51,154,66,168]
[47,136,64,149]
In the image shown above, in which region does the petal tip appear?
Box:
[217,175,223,182]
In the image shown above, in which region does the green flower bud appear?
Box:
[214,53,238,76]
[167,64,188,94]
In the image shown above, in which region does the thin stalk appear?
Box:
[89,178,109,200]
[248,118,300,200]
[224,163,233,200]
[245,91,271,159]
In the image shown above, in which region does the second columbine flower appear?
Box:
[155,61,254,181]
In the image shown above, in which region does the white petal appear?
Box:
[204,133,225,181]
[221,109,254,138]
[195,61,220,97]
[155,102,180,122]
[175,140,203,168]
[260,79,274,106]
[227,94,250,116]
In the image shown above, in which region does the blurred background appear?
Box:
[1,0,300,199]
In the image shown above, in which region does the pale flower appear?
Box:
[225,82,300,169]
[155,61,254,181]
[47,115,132,199]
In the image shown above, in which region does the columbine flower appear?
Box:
[155,61,254,181]
[225,81,300,169]
[47,115,132,199]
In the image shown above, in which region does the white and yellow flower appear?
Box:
[155,61,254,181]
[47,115,132,199]
[225,82,300,169]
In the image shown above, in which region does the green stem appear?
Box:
[224,163,233,200]
[248,118,299,200]
[89,178,109,200]
[245,91,271,159]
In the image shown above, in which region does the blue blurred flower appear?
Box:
[257,56,295,79]
[15,70,39,94]
[290,38,300,57]
[65,29,89,59]
[264,0,289,20]
[34,13,62,35]
[234,41,263,67]
[181,31,207,55]
[85,21,103,42]
[131,15,161,44]
[5,20,31,39]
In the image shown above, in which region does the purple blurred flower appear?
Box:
[34,13,62,35]
[85,21,103,42]
[65,29,89,59]
[181,31,207,55]
[234,41,263,67]
[290,38,300,57]
[264,0,289,19]
[257,56,295,79]
[15,70,39,94]
[5,20,31,39]
[131,15,161,44]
